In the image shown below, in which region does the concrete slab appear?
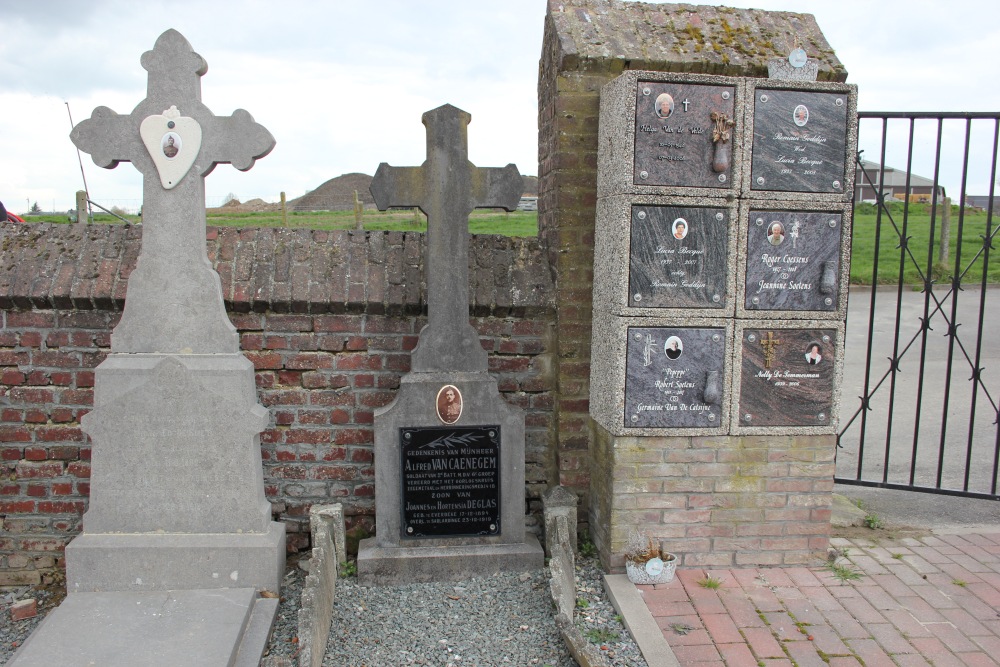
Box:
[357,534,544,585]
[9,588,276,667]
[603,574,680,667]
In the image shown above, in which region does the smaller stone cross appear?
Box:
[370,104,522,372]
[760,331,781,369]
[70,29,274,354]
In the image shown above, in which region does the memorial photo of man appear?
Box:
[436,385,463,424]
[664,336,683,360]
[804,343,822,365]
[655,92,675,119]
[768,222,785,246]
[162,133,180,158]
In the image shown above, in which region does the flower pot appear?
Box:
[625,553,677,585]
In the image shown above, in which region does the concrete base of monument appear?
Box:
[8,588,277,667]
[355,533,544,585]
[65,522,286,593]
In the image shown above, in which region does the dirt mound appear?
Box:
[289,173,375,211]
[289,172,538,212]
[210,197,280,213]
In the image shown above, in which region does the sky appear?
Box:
[2,0,999,214]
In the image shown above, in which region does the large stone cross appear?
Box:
[370,104,522,372]
[70,29,274,354]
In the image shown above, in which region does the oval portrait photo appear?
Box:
[161,132,182,159]
[655,92,675,119]
[793,104,809,127]
[672,217,688,240]
[664,336,683,360]
[767,221,785,246]
[436,384,463,424]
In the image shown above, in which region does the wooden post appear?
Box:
[353,189,364,230]
[280,191,287,227]
[939,196,951,265]
[75,190,88,224]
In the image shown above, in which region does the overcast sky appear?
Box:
[2,0,999,213]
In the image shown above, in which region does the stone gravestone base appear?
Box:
[358,374,543,584]
[67,354,285,593]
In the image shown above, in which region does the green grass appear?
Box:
[826,562,862,582]
[850,202,1000,286]
[21,209,539,236]
[697,575,723,589]
[584,627,620,644]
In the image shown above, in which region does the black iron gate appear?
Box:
[835,111,1000,501]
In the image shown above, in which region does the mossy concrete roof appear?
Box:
[547,0,848,82]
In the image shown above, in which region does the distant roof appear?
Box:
[856,160,939,189]
[546,0,847,81]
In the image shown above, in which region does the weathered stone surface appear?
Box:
[360,105,541,583]
[70,29,274,355]
[547,0,847,81]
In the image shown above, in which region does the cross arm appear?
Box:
[201,109,275,172]
[70,106,141,169]
[370,164,424,211]
[471,163,523,211]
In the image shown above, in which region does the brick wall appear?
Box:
[592,427,836,569]
[0,221,555,585]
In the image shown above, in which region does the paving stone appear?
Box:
[742,626,785,659]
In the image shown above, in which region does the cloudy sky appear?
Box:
[2,0,998,213]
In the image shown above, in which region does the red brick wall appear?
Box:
[0,222,555,585]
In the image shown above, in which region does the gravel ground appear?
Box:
[264,554,649,667]
[0,554,649,667]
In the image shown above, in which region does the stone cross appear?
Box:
[370,104,522,372]
[70,29,274,355]
[761,331,781,368]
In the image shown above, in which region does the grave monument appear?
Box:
[357,104,544,583]
[11,29,283,666]
[589,51,856,567]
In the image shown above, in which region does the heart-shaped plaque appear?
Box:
[139,106,202,189]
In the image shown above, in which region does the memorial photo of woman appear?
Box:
[672,218,688,240]
[804,343,822,365]
[768,221,785,246]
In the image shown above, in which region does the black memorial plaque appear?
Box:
[400,425,501,538]
[634,81,737,188]
[744,210,843,311]
[738,328,836,427]
[629,205,729,309]
[750,89,849,194]
[624,327,725,428]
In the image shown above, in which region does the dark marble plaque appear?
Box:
[738,328,835,427]
[624,327,726,428]
[400,425,501,538]
[634,81,737,188]
[750,89,848,193]
[744,211,842,311]
[629,205,729,309]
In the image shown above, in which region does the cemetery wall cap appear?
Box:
[546,0,848,82]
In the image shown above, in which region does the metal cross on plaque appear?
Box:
[760,331,781,368]
[370,104,523,372]
[70,29,274,355]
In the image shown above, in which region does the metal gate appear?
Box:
[835,111,1000,501]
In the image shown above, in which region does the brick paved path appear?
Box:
[639,533,1000,667]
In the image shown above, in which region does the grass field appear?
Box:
[20,203,1000,286]
[25,208,539,237]
[850,202,1000,286]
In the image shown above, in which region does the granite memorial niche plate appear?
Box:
[629,205,729,309]
[738,328,836,427]
[400,425,501,538]
[625,327,725,428]
[744,211,843,311]
[634,81,737,188]
[750,89,848,194]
